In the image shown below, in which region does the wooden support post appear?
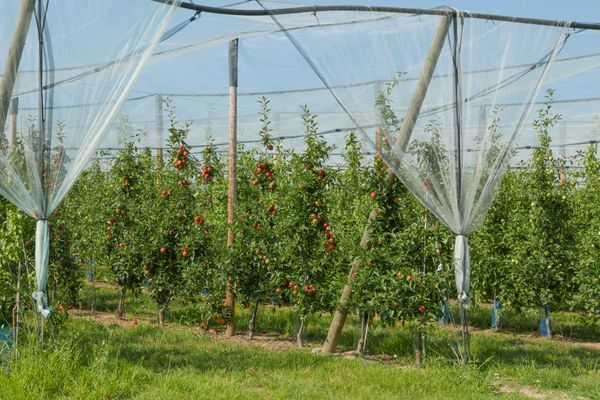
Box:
[0,0,34,134]
[321,16,452,354]
[225,39,239,337]
[7,97,18,154]
[155,94,164,166]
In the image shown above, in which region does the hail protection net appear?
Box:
[99,4,380,164]
[253,8,573,309]
[98,4,600,170]
[4,0,600,324]
[94,3,600,318]
[0,0,179,316]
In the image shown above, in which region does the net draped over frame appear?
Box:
[139,5,572,305]
[100,4,598,311]
[3,0,600,322]
[0,0,179,316]
[247,7,572,307]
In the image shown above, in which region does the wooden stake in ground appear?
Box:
[0,0,34,133]
[225,39,239,337]
[321,16,452,354]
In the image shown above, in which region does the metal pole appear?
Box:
[157,1,600,31]
[36,0,46,211]
[0,0,34,134]
[452,14,464,222]
[322,16,452,354]
[450,12,471,366]
[225,38,238,337]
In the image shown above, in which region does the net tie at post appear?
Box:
[33,219,51,318]
[454,234,470,308]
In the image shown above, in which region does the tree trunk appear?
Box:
[116,288,125,319]
[321,16,452,354]
[247,299,259,340]
[296,315,306,348]
[413,331,424,368]
[355,311,369,354]
[322,210,376,353]
[159,297,171,328]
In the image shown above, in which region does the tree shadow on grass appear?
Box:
[114,343,334,374]
[67,321,337,374]
[459,304,600,342]
[472,336,600,371]
[64,315,600,377]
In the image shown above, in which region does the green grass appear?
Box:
[4,318,596,400]
[18,275,589,399]
[0,319,597,399]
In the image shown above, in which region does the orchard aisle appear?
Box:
[1,316,598,400]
